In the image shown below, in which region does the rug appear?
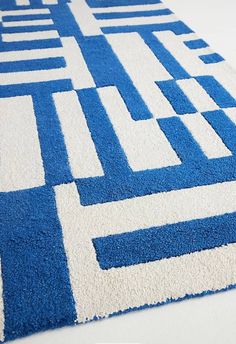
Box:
[1,0,236,342]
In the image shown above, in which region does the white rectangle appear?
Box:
[68,0,102,36]
[2,30,59,42]
[0,96,45,191]
[0,47,63,62]
[98,14,177,27]
[181,113,231,159]
[53,91,103,178]
[61,37,95,89]
[3,19,54,27]
[15,0,30,5]
[0,68,68,85]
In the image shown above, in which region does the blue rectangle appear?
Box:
[184,39,208,49]
[199,53,224,64]
[93,212,236,269]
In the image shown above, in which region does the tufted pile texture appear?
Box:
[1,0,236,342]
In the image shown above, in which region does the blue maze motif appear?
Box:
[0,0,236,342]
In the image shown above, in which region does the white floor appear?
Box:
[15,1,236,343]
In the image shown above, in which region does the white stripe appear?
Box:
[106,33,175,118]
[1,9,50,17]
[53,91,103,178]
[0,262,4,343]
[0,96,45,192]
[178,32,198,41]
[224,107,236,124]
[177,78,218,112]
[92,3,166,13]
[56,180,236,237]
[61,37,95,89]
[0,68,68,85]
[68,0,102,36]
[181,113,231,159]
[42,0,58,4]
[98,14,177,27]
[15,0,30,5]
[2,30,59,42]
[0,47,62,62]
[3,19,54,27]
[55,181,236,321]
[98,86,180,171]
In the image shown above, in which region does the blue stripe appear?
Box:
[77,88,132,177]
[203,110,236,154]
[141,31,190,79]
[76,154,236,205]
[50,4,84,39]
[157,80,197,114]
[0,57,66,73]
[79,35,152,120]
[0,39,62,51]
[158,116,206,162]
[2,25,55,33]
[2,14,51,21]
[199,53,224,64]
[0,79,73,98]
[195,76,236,108]
[87,0,161,7]
[0,186,77,341]
[93,212,236,269]
[184,39,208,49]
[101,20,193,35]
[94,9,172,19]
[32,91,73,185]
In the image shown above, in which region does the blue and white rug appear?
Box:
[1,0,236,342]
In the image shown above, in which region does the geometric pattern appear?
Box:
[1,0,236,341]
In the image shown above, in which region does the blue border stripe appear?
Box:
[157,80,196,114]
[94,9,172,19]
[0,57,66,73]
[0,186,77,341]
[93,212,236,269]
